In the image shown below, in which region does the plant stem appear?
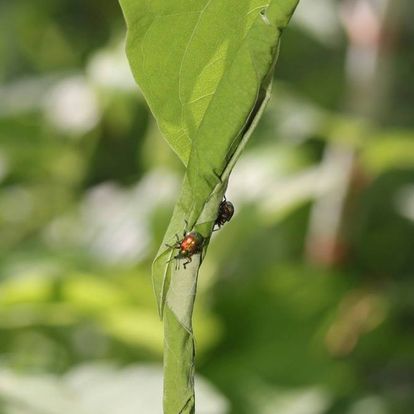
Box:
[163,257,200,414]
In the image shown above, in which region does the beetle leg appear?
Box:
[183,219,189,235]
[168,255,179,270]
[165,242,179,249]
[166,234,181,249]
[183,257,192,269]
[166,251,178,265]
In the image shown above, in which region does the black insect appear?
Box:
[214,196,235,231]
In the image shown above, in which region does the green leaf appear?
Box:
[120,0,299,314]
[119,0,299,412]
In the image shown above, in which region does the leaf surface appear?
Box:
[120,0,298,313]
[119,0,299,412]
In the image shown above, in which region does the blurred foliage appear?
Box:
[0,0,414,413]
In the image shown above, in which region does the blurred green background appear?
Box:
[0,0,413,413]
